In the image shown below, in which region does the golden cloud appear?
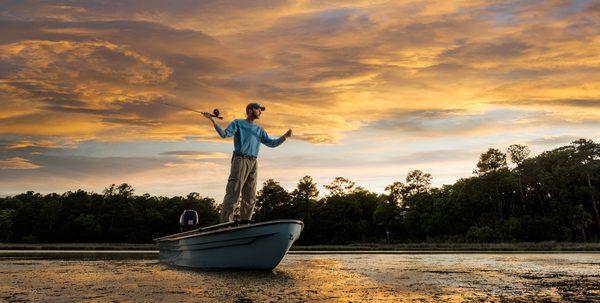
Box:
[0,157,41,170]
[160,151,229,160]
[0,0,598,148]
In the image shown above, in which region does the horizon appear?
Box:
[0,139,590,199]
[1,1,599,198]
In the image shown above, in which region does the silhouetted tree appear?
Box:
[405,170,432,196]
[475,148,508,175]
[0,209,15,242]
[0,139,598,244]
[256,179,292,221]
[475,148,509,218]
[572,139,600,229]
[385,181,406,206]
[324,177,355,196]
[507,144,530,213]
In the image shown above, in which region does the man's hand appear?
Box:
[283,129,293,138]
[202,112,214,122]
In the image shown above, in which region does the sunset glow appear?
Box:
[1,1,599,197]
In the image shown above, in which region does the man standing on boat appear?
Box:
[203,102,292,223]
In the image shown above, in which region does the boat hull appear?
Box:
[156,220,303,270]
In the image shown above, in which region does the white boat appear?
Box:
[154,219,304,270]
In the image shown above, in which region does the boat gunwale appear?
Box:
[154,219,304,243]
[159,233,278,252]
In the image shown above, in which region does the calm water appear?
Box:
[1,253,599,302]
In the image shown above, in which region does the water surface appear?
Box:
[1,253,598,302]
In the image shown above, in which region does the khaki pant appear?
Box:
[220,155,257,223]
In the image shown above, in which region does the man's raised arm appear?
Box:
[203,113,236,138]
[260,128,292,148]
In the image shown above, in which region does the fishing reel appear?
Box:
[212,109,223,119]
[204,108,223,120]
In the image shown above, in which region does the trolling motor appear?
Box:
[179,210,199,232]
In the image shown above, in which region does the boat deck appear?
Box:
[154,219,304,242]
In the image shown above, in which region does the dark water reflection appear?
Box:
[1,253,598,302]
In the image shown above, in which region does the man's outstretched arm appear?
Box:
[260,128,292,148]
[203,113,236,138]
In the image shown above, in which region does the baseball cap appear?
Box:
[246,102,266,112]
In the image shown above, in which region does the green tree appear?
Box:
[507,144,530,214]
[0,138,598,244]
[291,176,319,218]
[0,209,15,242]
[324,177,355,196]
[475,148,508,175]
[569,205,593,241]
[256,179,292,221]
[292,176,319,202]
[319,188,380,243]
[475,148,509,218]
[572,139,600,230]
[384,181,406,205]
[290,176,320,244]
[507,144,530,166]
[405,170,432,196]
[68,214,103,242]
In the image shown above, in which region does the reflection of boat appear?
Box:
[154,219,304,270]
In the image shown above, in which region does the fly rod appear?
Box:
[160,101,223,119]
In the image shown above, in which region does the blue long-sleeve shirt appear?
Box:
[214,119,286,157]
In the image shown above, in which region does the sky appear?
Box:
[0,0,599,199]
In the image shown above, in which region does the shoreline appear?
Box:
[1,249,599,260]
[1,241,599,251]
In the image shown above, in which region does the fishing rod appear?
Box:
[160,101,223,119]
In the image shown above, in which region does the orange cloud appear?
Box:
[0,1,599,196]
[0,157,41,169]
[1,1,599,146]
[160,151,229,160]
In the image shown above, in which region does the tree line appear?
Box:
[0,139,598,244]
